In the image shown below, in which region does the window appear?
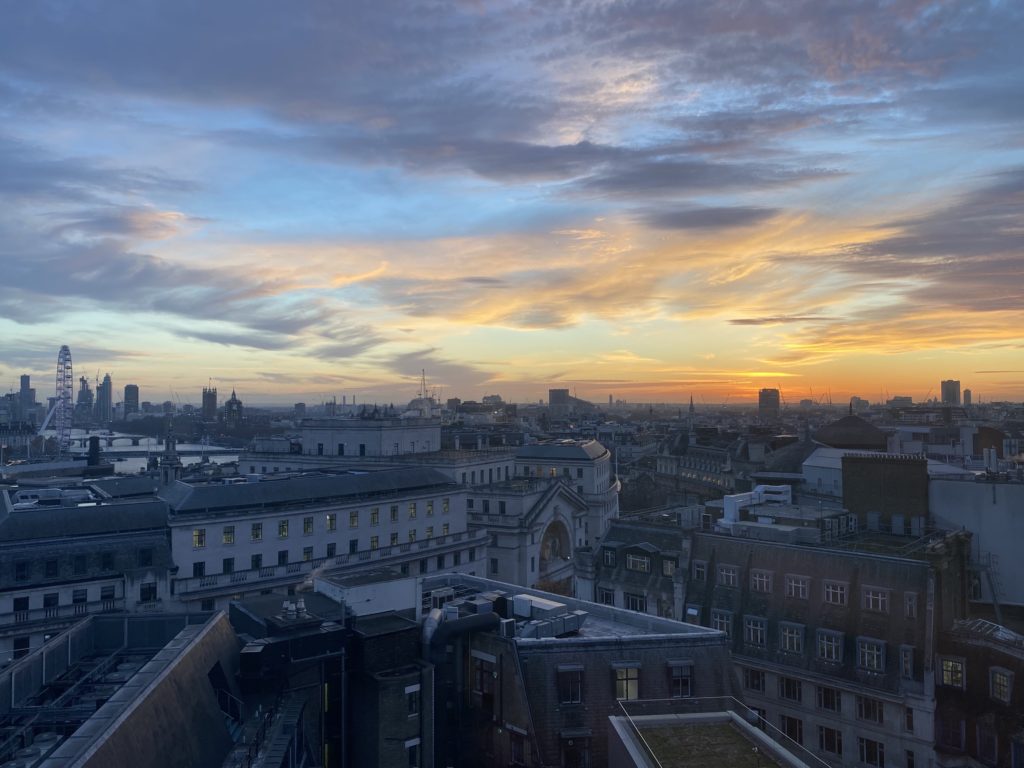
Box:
[370,535,379,550]
[12,636,30,659]
[819,726,843,756]
[193,528,206,548]
[751,570,772,593]
[905,707,914,733]
[817,630,843,662]
[278,520,288,538]
[442,497,450,514]
[670,664,692,697]
[785,575,808,599]
[990,667,1013,704]
[510,732,525,766]
[442,523,449,536]
[692,561,706,580]
[303,546,313,561]
[139,582,157,603]
[193,561,205,578]
[858,737,885,767]
[251,522,263,542]
[780,715,803,745]
[408,529,417,543]
[327,542,336,558]
[779,677,802,702]
[426,500,434,517]
[940,658,965,688]
[743,668,765,692]
[858,638,885,672]
[223,557,234,574]
[905,592,918,619]
[425,526,433,538]
[223,526,235,545]
[744,617,766,647]
[978,724,998,766]
[390,532,399,546]
[939,716,965,751]
[318,513,331,531]
[625,593,647,613]
[490,557,499,575]
[437,554,445,569]
[862,587,889,613]
[407,742,419,768]
[390,505,399,523]
[750,708,767,732]
[816,686,841,712]
[558,668,583,704]
[626,554,650,572]
[370,508,379,526]
[900,646,914,679]
[906,751,915,768]
[251,554,262,570]
[614,666,639,700]
[856,695,884,724]
[781,624,803,654]
[596,587,614,605]
[277,550,288,566]
[407,687,420,717]
[603,548,617,567]
[15,560,30,580]
[663,559,676,577]
[711,610,732,636]
[824,580,847,605]
[482,500,490,514]
[408,502,417,520]
[718,565,738,587]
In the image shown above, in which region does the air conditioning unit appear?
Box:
[499,618,516,639]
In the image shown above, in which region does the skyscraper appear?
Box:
[963,388,972,406]
[758,388,780,421]
[94,373,113,423]
[940,379,961,405]
[202,386,218,421]
[124,384,140,416]
[19,375,33,408]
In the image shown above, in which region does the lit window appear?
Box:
[409,529,417,542]
[251,522,262,542]
[390,532,399,546]
[303,516,314,535]
[940,658,965,688]
[442,523,449,536]
[370,508,379,526]
[326,513,337,531]
[192,528,206,548]
[614,666,639,700]
[222,526,234,545]
[409,503,417,519]
[278,520,289,538]
[443,497,450,514]
[990,667,1012,704]
[390,505,399,523]
[426,501,434,516]
[370,535,379,550]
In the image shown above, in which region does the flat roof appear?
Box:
[421,574,722,641]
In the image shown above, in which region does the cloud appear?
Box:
[730,315,832,326]
[643,206,779,230]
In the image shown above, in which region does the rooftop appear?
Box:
[516,439,609,462]
[161,467,456,515]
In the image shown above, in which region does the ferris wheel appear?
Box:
[55,345,74,453]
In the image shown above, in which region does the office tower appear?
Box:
[94,374,113,423]
[758,388,780,421]
[19,375,32,408]
[940,379,961,405]
[963,388,972,406]
[124,384,140,416]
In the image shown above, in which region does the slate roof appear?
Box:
[161,468,456,515]
[516,439,609,461]
[0,498,168,542]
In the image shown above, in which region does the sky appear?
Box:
[1,0,1023,407]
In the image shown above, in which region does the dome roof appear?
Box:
[813,414,887,450]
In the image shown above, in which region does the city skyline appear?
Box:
[2,2,1023,404]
